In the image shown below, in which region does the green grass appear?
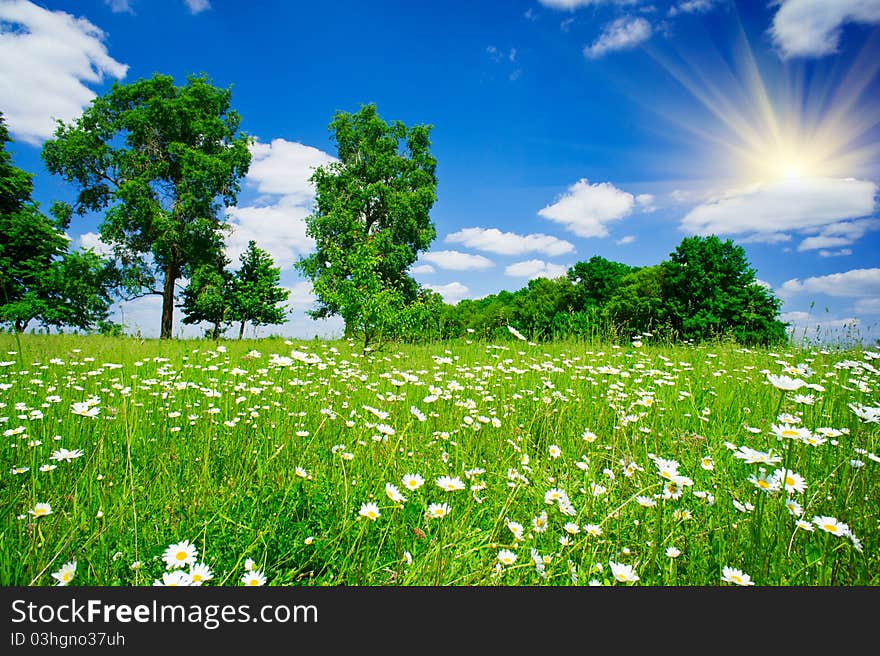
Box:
[0,333,877,586]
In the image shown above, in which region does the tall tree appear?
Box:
[662,235,786,345]
[296,103,437,347]
[230,240,288,339]
[42,73,252,338]
[0,113,113,333]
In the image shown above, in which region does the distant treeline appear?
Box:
[395,235,788,346]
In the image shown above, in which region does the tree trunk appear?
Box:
[239,320,246,340]
[211,322,220,341]
[160,260,179,339]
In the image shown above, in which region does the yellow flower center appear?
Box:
[248,578,259,586]
[786,476,796,487]
[757,480,769,489]
[731,575,743,584]
[782,429,798,437]
[62,572,72,582]
[176,551,187,561]
[192,574,202,582]
[823,523,837,533]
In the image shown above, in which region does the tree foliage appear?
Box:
[42,73,252,338]
[0,113,113,333]
[230,240,288,339]
[296,103,437,347]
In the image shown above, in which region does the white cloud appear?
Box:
[615,235,636,245]
[285,281,317,311]
[425,282,470,303]
[770,0,880,58]
[635,193,656,212]
[797,218,879,251]
[104,0,133,13]
[246,139,337,203]
[668,0,718,17]
[182,0,211,14]
[225,138,336,270]
[780,268,880,299]
[411,264,436,275]
[584,16,652,59]
[504,259,568,280]
[755,279,772,290]
[855,297,880,315]
[781,311,861,334]
[445,227,574,256]
[538,179,635,238]
[225,198,313,270]
[818,248,853,258]
[680,177,877,241]
[420,250,494,271]
[77,231,113,257]
[0,0,128,144]
[538,0,639,9]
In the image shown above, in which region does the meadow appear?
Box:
[1,332,877,587]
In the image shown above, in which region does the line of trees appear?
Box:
[1,72,789,345]
[407,238,787,346]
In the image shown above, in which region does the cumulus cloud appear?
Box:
[615,235,636,245]
[781,311,861,335]
[779,268,880,299]
[246,139,337,203]
[855,297,880,315]
[225,138,337,269]
[504,259,568,280]
[680,177,877,242]
[425,282,470,303]
[770,0,880,58]
[420,250,494,271]
[538,179,635,238]
[584,16,652,59]
[285,281,317,311]
[225,197,313,270]
[77,231,113,257]
[445,227,574,256]
[0,0,128,144]
[411,264,436,275]
[538,0,640,9]
[797,218,879,252]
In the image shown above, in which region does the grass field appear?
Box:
[1,333,877,586]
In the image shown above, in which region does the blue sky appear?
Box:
[1,0,879,341]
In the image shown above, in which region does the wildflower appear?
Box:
[749,470,781,494]
[785,498,803,517]
[244,558,256,571]
[295,467,310,479]
[812,515,849,537]
[635,496,657,508]
[507,325,527,341]
[582,429,598,443]
[70,401,100,418]
[28,502,52,518]
[39,464,57,472]
[548,444,562,459]
[359,502,381,521]
[795,519,814,532]
[771,423,813,442]
[722,566,754,586]
[583,524,602,537]
[51,561,76,586]
[700,456,714,471]
[506,519,525,541]
[766,374,806,391]
[410,406,426,422]
[773,468,807,495]
[425,502,450,519]
[241,570,266,586]
[404,551,413,565]
[563,522,580,535]
[154,570,193,586]
[163,540,198,569]
[665,547,681,559]
[435,475,466,492]
[497,549,518,565]
[189,563,214,585]
[49,448,83,462]
[385,483,407,504]
[531,512,548,533]
[608,561,639,584]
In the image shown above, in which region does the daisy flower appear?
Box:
[609,561,639,584]
[401,473,425,490]
[497,549,518,566]
[721,566,754,586]
[425,502,450,519]
[51,561,76,586]
[241,570,266,586]
[163,540,198,570]
[358,502,381,521]
[385,483,407,504]
[189,563,214,585]
[435,475,466,492]
[154,570,193,586]
[812,515,849,537]
[28,502,52,518]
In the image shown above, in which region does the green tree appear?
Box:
[567,256,637,310]
[42,73,252,339]
[0,114,113,333]
[661,235,786,345]
[180,251,233,340]
[230,240,288,339]
[604,265,667,337]
[295,103,437,347]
